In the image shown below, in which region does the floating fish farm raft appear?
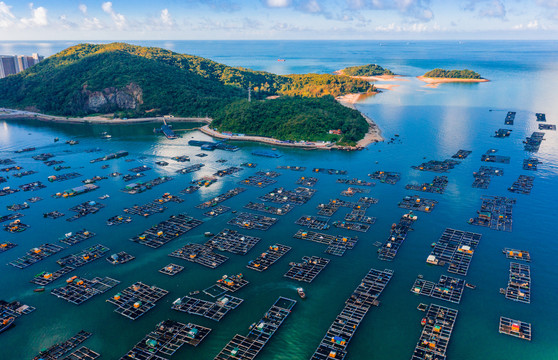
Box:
[411,275,465,304]
[123,202,166,217]
[203,205,231,217]
[159,263,184,276]
[412,159,460,173]
[0,187,20,196]
[538,123,556,130]
[332,220,370,233]
[90,150,128,163]
[499,317,531,341]
[1,165,22,172]
[172,295,243,322]
[411,304,458,360]
[13,170,37,178]
[503,248,531,262]
[244,202,294,215]
[172,155,190,162]
[31,330,92,360]
[191,176,218,188]
[130,213,203,248]
[122,173,144,182]
[196,187,246,209]
[255,170,281,178]
[57,244,110,268]
[504,262,531,304]
[28,196,42,203]
[43,210,65,219]
[181,185,200,194]
[508,175,534,195]
[122,320,211,359]
[252,150,282,158]
[523,158,541,171]
[494,129,512,138]
[0,300,35,322]
[215,166,244,177]
[0,176,6,183]
[310,268,393,360]
[106,214,132,226]
[62,346,99,360]
[378,212,418,261]
[0,158,15,165]
[344,208,376,224]
[59,229,95,246]
[128,165,151,173]
[468,195,515,232]
[14,147,35,153]
[505,111,516,125]
[30,266,75,286]
[297,176,319,187]
[399,195,437,212]
[336,178,374,186]
[51,277,120,305]
[426,228,481,276]
[3,218,30,232]
[82,175,108,184]
[67,201,105,222]
[277,165,305,171]
[259,187,316,205]
[121,176,173,194]
[246,244,291,271]
[33,153,55,161]
[295,215,330,230]
[20,181,46,192]
[53,184,99,198]
[406,176,448,194]
[214,297,296,360]
[228,212,278,231]
[293,230,357,256]
[472,166,504,189]
[0,241,17,253]
[1,212,23,223]
[481,149,511,164]
[7,202,29,211]
[523,132,545,152]
[241,162,257,168]
[535,112,546,122]
[107,251,135,265]
[205,229,261,255]
[340,187,370,197]
[107,282,168,320]
[8,243,64,269]
[313,168,347,175]
[48,172,82,182]
[241,175,277,188]
[210,273,249,294]
[368,171,401,184]
[451,149,472,159]
[170,244,229,268]
[284,256,330,283]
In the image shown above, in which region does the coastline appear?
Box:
[417,76,489,88]
[334,69,409,83]
[335,93,383,147]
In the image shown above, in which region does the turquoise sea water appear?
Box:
[0,41,557,360]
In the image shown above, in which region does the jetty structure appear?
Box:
[154,118,179,139]
[214,297,296,360]
[311,268,393,359]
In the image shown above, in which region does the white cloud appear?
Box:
[160,8,173,26]
[0,1,15,28]
[20,3,48,27]
[102,1,127,29]
[347,0,434,22]
[267,0,291,7]
[513,20,543,30]
[79,4,87,15]
[374,21,443,32]
[83,16,104,30]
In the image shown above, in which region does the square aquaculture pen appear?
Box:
[255,170,281,178]
[499,317,531,341]
[344,209,376,224]
[468,196,515,232]
[505,111,516,125]
[297,176,319,187]
[43,211,65,219]
[169,243,229,268]
[295,215,330,230]
[508,175,535,195]
[481,149,511,164]
[378,212,418,261]
[8,243,64,269]
[494,129,512,138]
[227,212,278,231]
[284,256,330,283]
[66,200,105,222]
[504,262,531,304]
[51,276,120,305]
[58,229,95,246]
[214,273,249,293]
[312,168,347,175]
[106,251,135,265]
[405,176,449,194]
[122,173,145,182]
[472,166,504,189]
[244,202,295,215]
[123,202,167,217]
[106,214,133,226]
[426,228,481,276]
[451,149,472,159]
[128,165,151,173]
[205,229,261,255]
[1,212,24,223]
[398,195,437,212]
[523,132,545,152]
[159,263,184,276]
[411,275,465,304]
[246,244,291,271]
[0,241,17,253]
[538,123,556,130]
[523,158,541,171]
[293,230,358,256]
[240,175,277,188]
[368,171,401,184]
[503,248,531,262]
[336,178,374,186]
[535,113,546,122]
[203,205,231,217]
[130,213,203,248]
[411,304,458,360]
[340,187,370,197]
[172,295,243,322]
[107,282,168,320]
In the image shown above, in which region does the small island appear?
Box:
[418,68,489,87]
[337,64,394,77]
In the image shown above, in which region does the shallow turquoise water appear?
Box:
[0,41,557,360]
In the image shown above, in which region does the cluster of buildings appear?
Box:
[0,53,44,78]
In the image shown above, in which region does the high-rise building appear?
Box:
[0,53,43,79]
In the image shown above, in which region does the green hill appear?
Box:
[341,64,394,77]
[0,42,375,143]
[423,69,482,79]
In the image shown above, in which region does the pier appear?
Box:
[411,304,458,360]
[406,176,448,194]
[310,268,393,360]
[247,244,291,271]
[122,320,211,359]
[51,276,120,305]
[107,282,168,320]
[284,256,330,282]
[172,295,243,321]
[426,228,481,276]
[205,229,261,255]
[468,195,515,232]
[170,243,229,268]
[378,212,418,261]
[130,213,203,248]
[499,317,531,341]
[214,297,296,360]
[411,274,465,304]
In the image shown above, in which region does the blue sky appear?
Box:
[0,0,557,40]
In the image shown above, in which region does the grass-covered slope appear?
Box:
[212,97,369,144]
[341,64,394,77]
[423,69,482,79]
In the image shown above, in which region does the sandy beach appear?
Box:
[417,76,489,88]
[335,93,384,146]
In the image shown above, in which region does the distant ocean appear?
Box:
[0,41,557,359]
